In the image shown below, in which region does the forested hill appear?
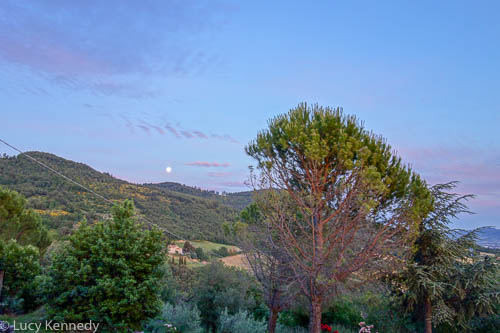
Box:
[144,182,253,211]
[0,152,246,241]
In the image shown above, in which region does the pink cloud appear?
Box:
[193,130,209,139]
[211,134,239,144]
[164,124,181,138]
[181,130,195,139]
[141,122,164,135]
[186,161,230,168]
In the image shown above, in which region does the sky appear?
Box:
[0,1,499,229]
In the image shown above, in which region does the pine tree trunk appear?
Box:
[309,298,322,333]
[424,296,433,333]
[0,270,4,301]
[268,307,279,333]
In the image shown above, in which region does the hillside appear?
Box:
[145,182,253,211]
[0,152,244,241]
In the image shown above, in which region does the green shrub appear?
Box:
[217,309,267,333]
[211,246,230,258]
[145,302,203,333]
[323,299,363,329]
[195,248,207,261]
[277,308,309,328]
[193,262,259,331]
[0,240,41,314]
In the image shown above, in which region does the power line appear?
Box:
[0,138,184,239]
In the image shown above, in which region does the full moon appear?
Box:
[165,166,172,173]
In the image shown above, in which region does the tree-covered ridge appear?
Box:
[0,152,239,241]
[145,182,253,211]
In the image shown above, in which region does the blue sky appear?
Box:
[0,1,498,229]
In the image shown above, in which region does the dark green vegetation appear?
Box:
[44,200,165,332]
[389,183,499,333]
[0,152,247,241]
[146,182,253,211]
[0,187,49,314]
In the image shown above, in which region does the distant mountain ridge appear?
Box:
[476,227,500,249]
[0,152,252,241]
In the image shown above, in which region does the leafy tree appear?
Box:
[145,301,203,333]
[0,186,48,312]
[0,186,49,249]
[212,246,230,257]
[193,261,259,331]
[0,240,41,313]
[195,247,207,261]
[44,200,165,331]
[390,182,499,333]
[228,203,296,333]
[183,241,196,254]
[246,103,432,332]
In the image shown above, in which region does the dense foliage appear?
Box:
[0,240,41,314]
[0,186,50,250]
[0,186,48,314]
[390,183,499,332]
[193,261,261,331]
[43,200,165,331]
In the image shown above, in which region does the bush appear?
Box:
[145,302,203,333]
[44,200,165,331]
[212,246,230,258]
[278,309,309,329]
[0,240,41,314]
[217,309,267,333]
[195,248,207,261]
[193,261,259,331]
[322,299,363,329]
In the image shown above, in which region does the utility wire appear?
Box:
[0,138,184,239]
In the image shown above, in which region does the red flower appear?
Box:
[321,323,332,331]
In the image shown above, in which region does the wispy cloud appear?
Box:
[186,161,230,168]
[211,134,239,144]
[181,130,195,139]
[0,1,228,98]
[193,130,209,139]
[137,124,151,135]
[164,124,181,138]
[142,121,164,135]
[117,116,240,144]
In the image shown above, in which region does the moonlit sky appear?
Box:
[1,1,499,229]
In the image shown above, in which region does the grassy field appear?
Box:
[220,254,251,270]
[175,240,240,254]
